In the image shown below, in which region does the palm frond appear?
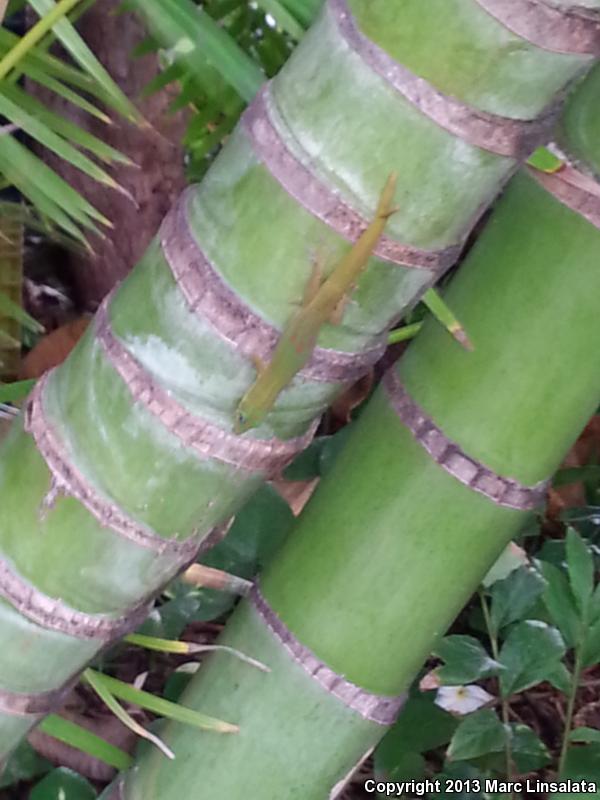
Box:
[132,0,314,179]
[0,0,141,239]
[0,214,24,377]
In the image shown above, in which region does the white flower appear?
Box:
[435,685,494,715]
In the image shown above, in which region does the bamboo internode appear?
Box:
[331,0,564,158]
[160,188,387,383]
[475,0,600,55]
[241,83,461,270]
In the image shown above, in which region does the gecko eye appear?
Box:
[234,409,248,433]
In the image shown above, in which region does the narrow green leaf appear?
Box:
[0,27,104,101]
[422,288,473,350]
[20,65,111,123]
[83,669,175,760]
[124,633,269,671]
[39,714,134,771]
[0,152,88,242]
[1,82,129,164]
[132,0,265,102]
[0,135,107,230]
[27,0,142,123]
[387,322,422,345]
[0,0,83,81]
[84,670,238,734]
[0,88,121,187]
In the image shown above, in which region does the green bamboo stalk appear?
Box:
[0,0,596,767]
[107,61,600,800]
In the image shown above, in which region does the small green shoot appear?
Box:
[83,669,176,760]
[422,288,473,350]
[387,321,422,345]
[527,146,565,174]
[83,669,239,736]
[124,632,270,672]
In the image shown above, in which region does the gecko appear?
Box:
[233,172,398,434]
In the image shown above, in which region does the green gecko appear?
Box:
[233,172,399,434]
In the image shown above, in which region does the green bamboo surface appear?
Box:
[0,0,596,764]
[559,61,600,176]
[113,64,600,800]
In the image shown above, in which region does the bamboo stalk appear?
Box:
[108,61,600,800]
[0,0,597,765]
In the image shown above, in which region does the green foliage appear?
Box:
[138,484,295,640]
[131,0,316,179]
[0,741,51,789]
[0,377,35,402]
[433,636,502,686]
[29,767,97,799]
[83,669,237,734]
[0,0,138,239]
[488,565,546,634]
[498,620,567,696]
[38,714,134,772]
[375,526,600,796]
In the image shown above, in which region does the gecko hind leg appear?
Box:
[250,354,267,376]
[330,293,350,325]
[303,252,326,306]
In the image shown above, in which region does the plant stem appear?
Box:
[480,591,514,788]
[558,648,584,776]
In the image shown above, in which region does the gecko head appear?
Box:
[233,404,262,435]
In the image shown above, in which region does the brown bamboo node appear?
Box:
[529,163,600,230]
[96,295,317,474]
[475,0,600,55]
[249,585,406,725]
[0,678,76,718]
[330,0,562,159]
[24,373,215,562]
[0,556,151,641]
[383,370,550,511]
[160,189,386,384]
[242,83,460,271]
